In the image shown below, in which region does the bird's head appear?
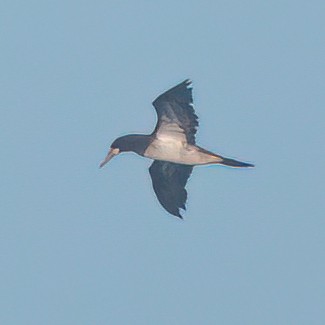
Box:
[99,136,128,168]
[99,135,145,168]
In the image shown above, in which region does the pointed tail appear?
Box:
[220,157,254,168]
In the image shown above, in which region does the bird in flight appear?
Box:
[100,80,254,218]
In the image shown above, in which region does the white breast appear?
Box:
[144,138,222,165]
[144,137,183,161]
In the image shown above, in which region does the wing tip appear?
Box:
[176,212,184,219]
[174,204,187,219]
[184,79,192,88]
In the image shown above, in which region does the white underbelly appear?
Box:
[144,139,221,165]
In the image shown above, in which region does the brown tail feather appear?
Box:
[220,157,254,168]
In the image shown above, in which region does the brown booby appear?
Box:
[100,80,254,218]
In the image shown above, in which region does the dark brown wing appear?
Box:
[152,79,199,145]
[149,160,193,218]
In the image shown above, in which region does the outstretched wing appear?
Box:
[152,79,199,145]
[149,160,193,218]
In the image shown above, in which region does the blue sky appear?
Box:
[1,1,324,324]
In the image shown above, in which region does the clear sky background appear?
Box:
[1,1,324,324]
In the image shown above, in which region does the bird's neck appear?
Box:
[122,134,153,156]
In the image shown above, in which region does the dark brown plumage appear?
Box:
[100,80,254,218]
